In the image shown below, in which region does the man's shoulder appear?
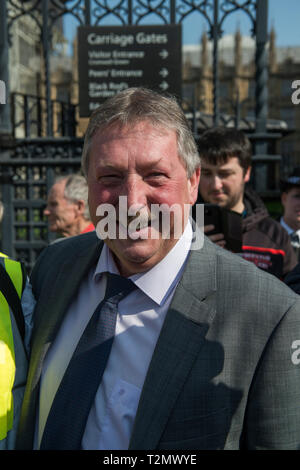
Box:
[189,234,259,285]
[255,213,290,242]
[190,235,298,300]
[43,231,100,256]
[187,236,299,328]
[31,232,102,286]
[243,210,292,254]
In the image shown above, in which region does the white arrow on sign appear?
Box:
[159,81,169,91]
[159,68,169,78]
[159,49,169,59]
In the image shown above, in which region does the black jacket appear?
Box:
[241,186,297,278]
[196,185,297,279]
[285,262,300,294]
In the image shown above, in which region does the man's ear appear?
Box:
[188,167,201,205]
[281,192,287,207]
[244,166,251,183]
[76,200,85,216]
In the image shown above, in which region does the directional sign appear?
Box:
[159,68,169,78]
[77,25,182,117]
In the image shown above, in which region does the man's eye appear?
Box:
[145,174,167,184]
[99,175,121,181]
[147,172,166,179]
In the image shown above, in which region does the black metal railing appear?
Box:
[11,92,77,138]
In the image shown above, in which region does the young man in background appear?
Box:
[197,127,297,279]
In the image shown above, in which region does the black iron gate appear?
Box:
[0,0,271,271]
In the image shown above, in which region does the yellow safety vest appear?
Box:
[0,253,25,441]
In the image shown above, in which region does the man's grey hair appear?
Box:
[81,87,200,178]
[55,174,90,220]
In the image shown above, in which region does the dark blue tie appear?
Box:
[40,272,136,450]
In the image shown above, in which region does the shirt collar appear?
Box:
[94,220,193,306]
[280,217,296,235]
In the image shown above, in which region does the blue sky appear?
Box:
[64,0,300,49]
[183,0,300,45]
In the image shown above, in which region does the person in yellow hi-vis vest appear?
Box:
[0,250,35,450]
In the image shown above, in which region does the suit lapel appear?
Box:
[129,238,218,449]
[30,238,103,390]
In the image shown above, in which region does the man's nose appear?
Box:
[212,175,223,190]
[44,206,50,216]
[125,179,147,211]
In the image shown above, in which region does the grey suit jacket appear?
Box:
[16,231,300,449]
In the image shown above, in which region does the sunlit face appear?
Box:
[44,180,79,236]
[199,157,251,213]
[87,121,200,276]
[281,187,300,231]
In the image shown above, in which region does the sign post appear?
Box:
[78,25,182,117]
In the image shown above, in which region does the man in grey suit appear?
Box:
[17,88,300,450]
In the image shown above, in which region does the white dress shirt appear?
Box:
[280,217,294,235]
[280,217,300,241]
[36,221,193,450]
